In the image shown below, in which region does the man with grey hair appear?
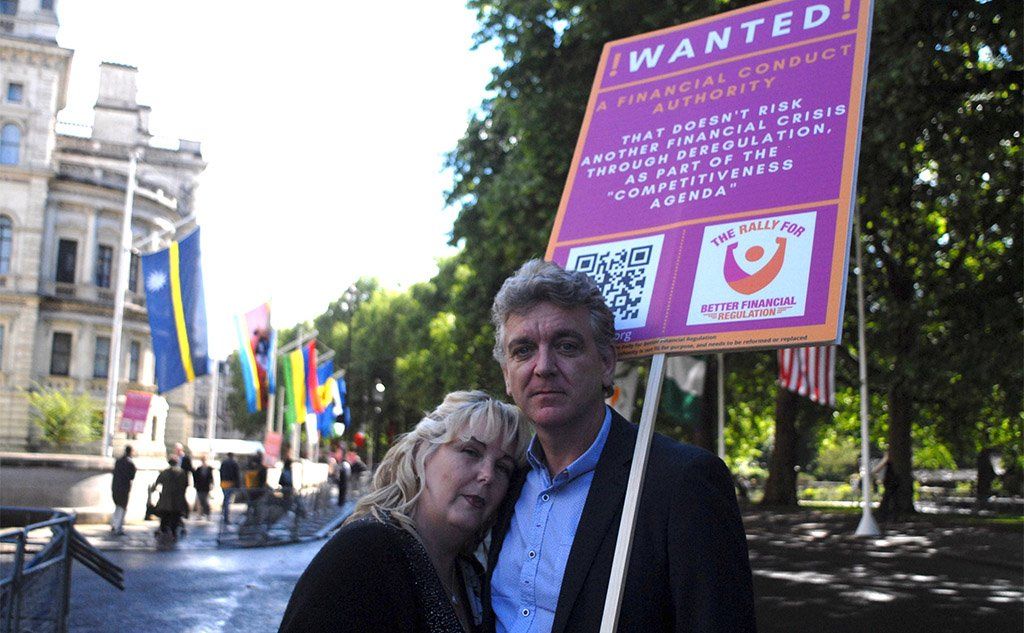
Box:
[486,259,755,632]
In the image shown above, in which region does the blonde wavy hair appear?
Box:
[347,391,531,538]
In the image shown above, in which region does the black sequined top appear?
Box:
[279,515,482,632]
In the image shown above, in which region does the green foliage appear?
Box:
[853,0,1022,509]
[799,483,856,502]
[268,1,1019,498]
[224,352,265,439]
[912,424,958,469]
[811,436,860,482]
[24,385,102,448]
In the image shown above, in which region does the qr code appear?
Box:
[566,234,664,331]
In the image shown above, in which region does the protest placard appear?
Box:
[547,0,873,357]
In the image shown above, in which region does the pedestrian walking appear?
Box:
[110,445,136,535]
[173,442,194,477]
[193,455,214,520]
[332,442,350,506]
[280,450,295,499]
[247,451,268,503]
[154,458,189,542]
[219,451,241,523]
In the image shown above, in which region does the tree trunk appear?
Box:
[693,358,717,453]
[762,387,800,506]
[882,380,917,516]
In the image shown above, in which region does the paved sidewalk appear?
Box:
[76,499,354,551]
[745,508,1023,633]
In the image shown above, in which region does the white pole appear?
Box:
[717,353,725,460]
[265,325,278,434]
[207,359,218,442]
[275,384,285,434]
[101,148,139,458]
[600,353,665,632]
[854,207,880,536]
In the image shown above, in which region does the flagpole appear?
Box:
[265,320,278,435]
[716,353,725,460]
[101,147,139,458]
[207,359,218,443]
[600,353,666,632]
[854,207,880,536]
[275,383,285,434]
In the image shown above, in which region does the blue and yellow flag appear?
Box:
[142,228,209,393]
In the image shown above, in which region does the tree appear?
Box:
[855,0,1022,515]
[24,385,102,449]
[224,352,265,439]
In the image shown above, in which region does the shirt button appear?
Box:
[528,550,536,558]
[522,608,530,617]
[542,494,550,501]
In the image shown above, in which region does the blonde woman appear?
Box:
[279,391,530,633]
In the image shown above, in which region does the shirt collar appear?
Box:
[526,406,613,484]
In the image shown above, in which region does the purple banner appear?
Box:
[547,0,873,357]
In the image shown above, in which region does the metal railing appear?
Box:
[0,507,123,633]
[222,481,335,547]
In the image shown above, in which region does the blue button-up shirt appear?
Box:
[492,407,613,633]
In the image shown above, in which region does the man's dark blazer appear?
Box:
[485,410,756,632]
[178,453,194,485]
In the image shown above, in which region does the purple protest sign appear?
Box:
[119,391,152,434]
[546,0,873,357]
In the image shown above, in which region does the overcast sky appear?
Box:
[55,1,500,358]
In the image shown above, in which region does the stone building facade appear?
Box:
[1,0,208,453]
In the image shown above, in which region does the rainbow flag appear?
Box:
[283,348,307,429]
[234,302,274,413]
[303,341,328,414]
[141,229,208,393]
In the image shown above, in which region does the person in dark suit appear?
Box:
[110,445,136,535]
[154,458,189,538]
[486,260,756,633]
[173,442,194,484]
[193,455,214,520]
[219,452,241,523]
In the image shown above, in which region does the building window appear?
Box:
[93,336,110,378]
[0,124,20,165]
[95,244,113,287]
[50,331,71,376]
[55,238,76,283]
[128,252,140,293]
[40,0,53,10]
[0,2,16,16]
[128,340,140,382]
[0,215,11,274]
[6,83,22,103]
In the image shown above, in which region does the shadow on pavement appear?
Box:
[744,508,1023,633]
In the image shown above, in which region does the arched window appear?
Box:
[0,215,11,275]
[0,124,20,165]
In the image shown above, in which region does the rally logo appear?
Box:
[686,211,817,326]
[724,237,786,295]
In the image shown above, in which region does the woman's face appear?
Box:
[417,433,515,539]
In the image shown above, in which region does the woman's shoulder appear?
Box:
[318,516,412,565]
[280,517,421,632]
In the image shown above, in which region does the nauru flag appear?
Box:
[142,229,209,393]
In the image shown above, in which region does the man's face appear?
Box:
[500,302,615,433]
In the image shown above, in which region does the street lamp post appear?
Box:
[370,379,385,468]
